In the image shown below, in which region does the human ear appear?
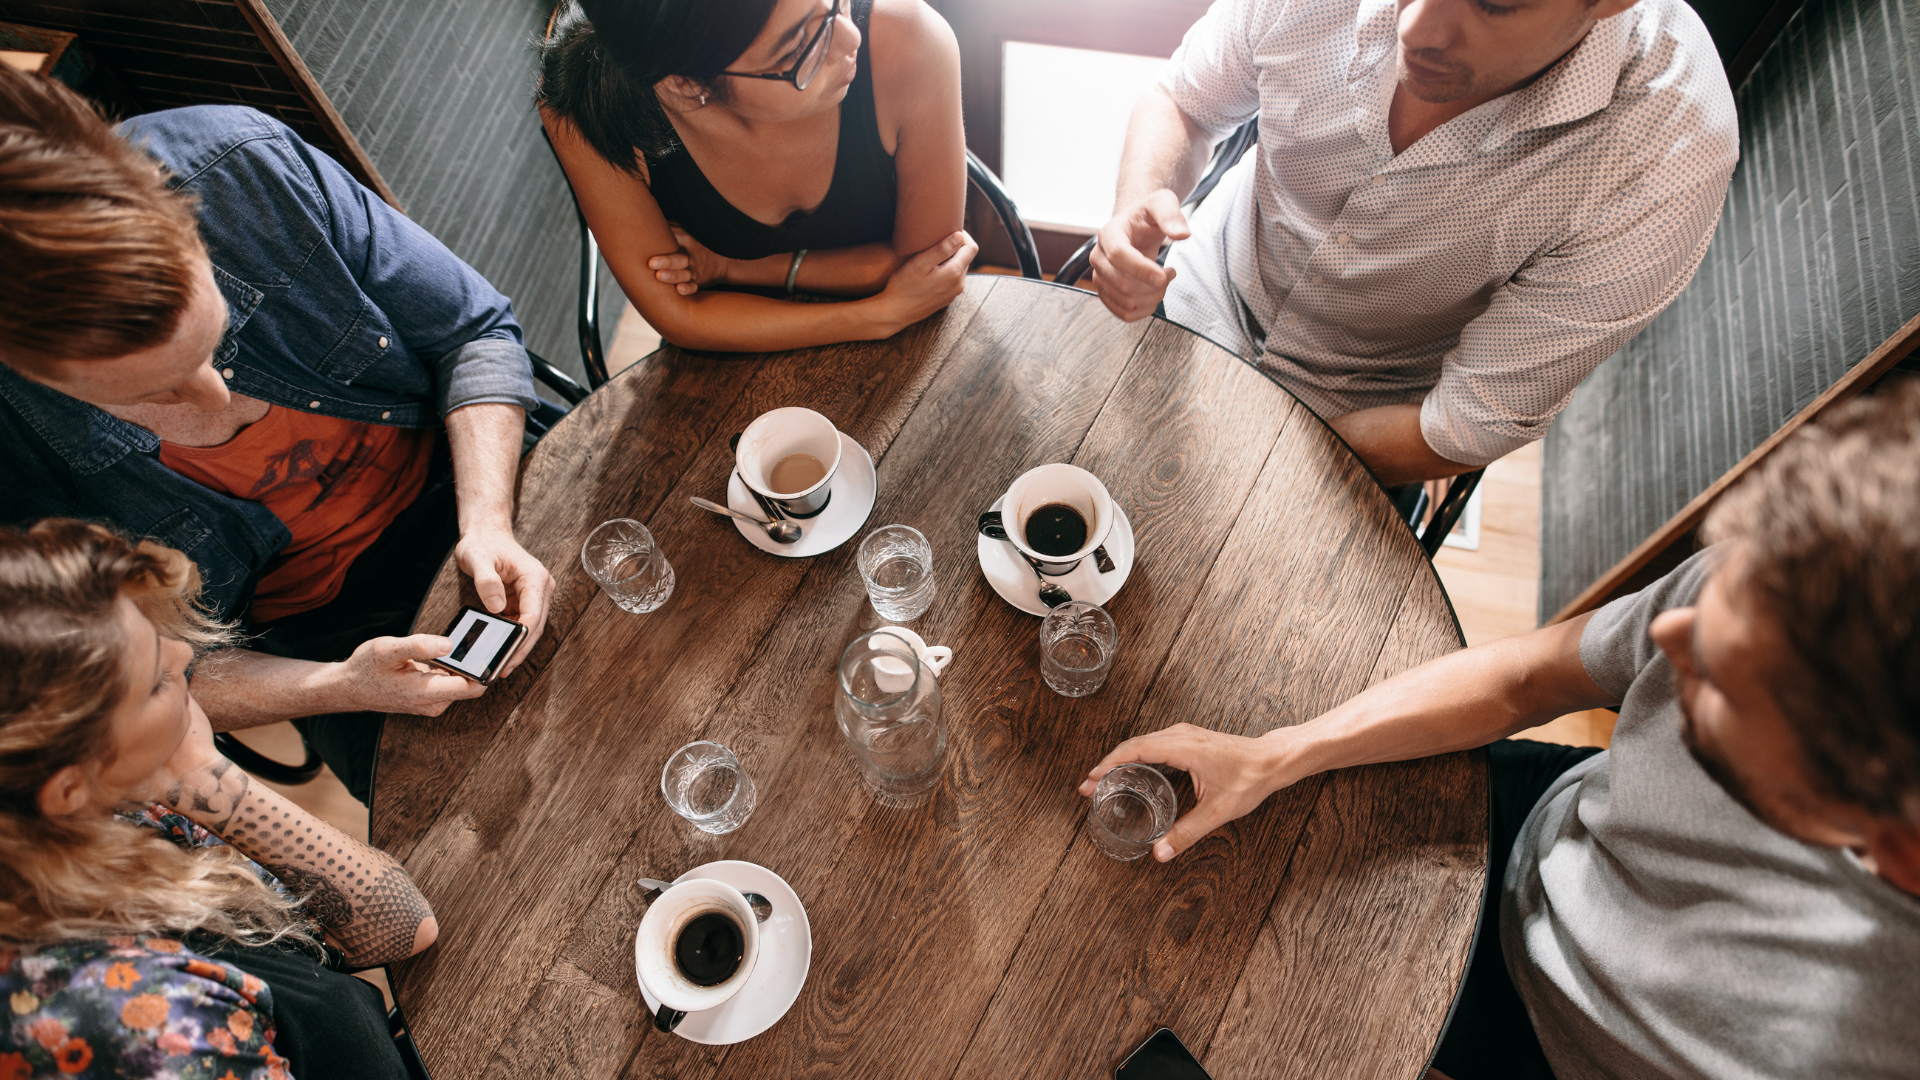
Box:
[36,764,95,819]
[1864,819,1920,898]
[1648,607,1697,677]
[657,75,710,107]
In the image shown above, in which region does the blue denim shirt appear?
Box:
[0,106,539,621]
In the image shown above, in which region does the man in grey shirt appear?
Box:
[1079,381,1920,1078]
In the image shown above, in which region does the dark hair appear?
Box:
[1704,379,1920,825]
[0,65,204,368]
[537,0,780,174]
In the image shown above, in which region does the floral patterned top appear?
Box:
[1,805,294,1080]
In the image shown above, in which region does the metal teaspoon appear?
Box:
[691,496,802,545]
[638,878,773,923]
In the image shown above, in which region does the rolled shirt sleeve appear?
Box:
[293,128,541,418]
[1158,0,1266,142]
[1420,166,1734,467]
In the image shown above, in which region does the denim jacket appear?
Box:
[0,106,539,621]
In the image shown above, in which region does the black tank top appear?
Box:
[645,0,897,262]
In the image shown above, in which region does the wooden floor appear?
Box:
[1430,441,1615,748]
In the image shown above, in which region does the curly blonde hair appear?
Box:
[1703,380,1920,826]
[0,519,310,947]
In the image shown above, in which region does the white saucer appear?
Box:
[977,497,1135,616]
[636,860,812,1046]
[726,431,876,558]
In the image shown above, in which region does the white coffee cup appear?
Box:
[1001,464,1115,576]
[737,407,843,518]
[869,626,952,694]
[635,878,761,1032]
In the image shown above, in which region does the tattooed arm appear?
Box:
[153,698,440,968]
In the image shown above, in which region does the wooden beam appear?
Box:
[1549,307,1920,624]
[229,0,403,213]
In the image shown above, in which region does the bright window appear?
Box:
[1000,41,1172,232]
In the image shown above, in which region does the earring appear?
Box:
[698,92,709,107]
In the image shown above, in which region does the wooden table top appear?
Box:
[374,276,1487,1080]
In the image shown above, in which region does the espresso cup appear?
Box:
[635,878,762,1033]
[737,407,843,519]
[1000,464,1115,576]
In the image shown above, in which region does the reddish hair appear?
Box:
[0,65,203,369]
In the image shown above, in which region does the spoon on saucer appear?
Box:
[638,878,773,923]
[977,512,1073,608]
[691,496,802,545]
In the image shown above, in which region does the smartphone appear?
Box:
[428,606,528,685]
[1116,1027,1212,1080]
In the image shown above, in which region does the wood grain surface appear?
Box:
[374,277,1486,1079]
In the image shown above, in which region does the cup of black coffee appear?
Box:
[999,464,1115,576]
[634,878,761,1032]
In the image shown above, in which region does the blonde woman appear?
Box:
[0,519,435,1079]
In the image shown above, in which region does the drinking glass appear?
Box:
[857,525,935,621]
[661,741,756,834]
[1088,763,1176,861]
[582,518,675,614]
[1039,601,1118,697]
[835,630,946,807]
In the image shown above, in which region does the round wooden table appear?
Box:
[374,276,1487,1080]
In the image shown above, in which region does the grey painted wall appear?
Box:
[1540,0,1920,620]
[264,0,625,388]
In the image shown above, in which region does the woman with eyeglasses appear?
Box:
[539,0,976,353]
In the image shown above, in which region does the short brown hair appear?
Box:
[1704,379,1920,824]
[0,65,203,368]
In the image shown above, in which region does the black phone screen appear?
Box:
[1115,1027,1212,1080]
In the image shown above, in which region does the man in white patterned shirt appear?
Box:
[1089,0,1738,483]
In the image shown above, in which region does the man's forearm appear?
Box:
[1329,404,1478,486]
[1282,615,1612,782]
[445,402,526,535]
[1115,84,1214,211]
[191,649,352,729]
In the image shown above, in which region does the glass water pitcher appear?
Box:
[835,629,946,807]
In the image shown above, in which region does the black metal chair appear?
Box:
[1053,117,1257,288]
[967,149,1043,280]
[389,1004,434,1080]
[1395,471,1485,559]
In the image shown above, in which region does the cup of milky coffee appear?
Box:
[636,877,762,1033]
[736,407,844,518]
[1000,464,1115,576]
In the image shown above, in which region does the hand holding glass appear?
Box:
[1088,763,1176,861]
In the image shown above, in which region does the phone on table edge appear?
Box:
[1116,1026,1213,1080]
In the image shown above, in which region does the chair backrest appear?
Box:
[1053,117,1258,287]
[966,150,1043,279]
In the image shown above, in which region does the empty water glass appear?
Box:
[857,524,935,621]
[1040,601,1118,697]
[582,518,675,614]
[661,741,756,834]
[1088,763,1176,861]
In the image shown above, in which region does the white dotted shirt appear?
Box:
[1158,0,1739,466]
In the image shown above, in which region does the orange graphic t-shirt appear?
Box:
[159,407,434,622]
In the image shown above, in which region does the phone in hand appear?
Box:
[428,606,528,685]
[1116,1027,1212,1080]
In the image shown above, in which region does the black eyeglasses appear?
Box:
[720,0,846,92]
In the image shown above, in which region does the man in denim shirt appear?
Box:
[0,68,554,802]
